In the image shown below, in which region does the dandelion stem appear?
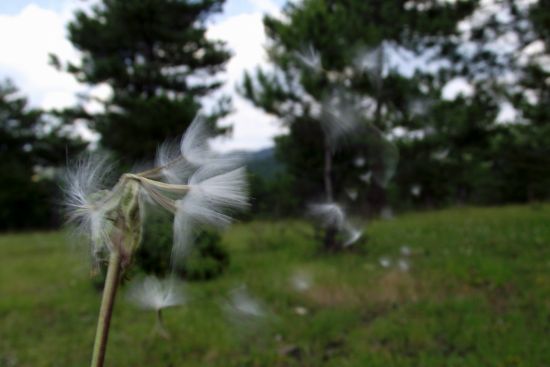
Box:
[90,251,122,367]
[154,309,171,339]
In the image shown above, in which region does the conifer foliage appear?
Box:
[58,0,231,162]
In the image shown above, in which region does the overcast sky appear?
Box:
[0,0,287,151]
[0,0,505,153]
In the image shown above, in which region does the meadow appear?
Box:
[1,204,549,367]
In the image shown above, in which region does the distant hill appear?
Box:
[243,147,285,179]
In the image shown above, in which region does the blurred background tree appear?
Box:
[242,0,478,216]
[396,0,550,206]
[243,0,550,216]
[3,0,549,229]
[52,0,231,163]
[0,79,86,230]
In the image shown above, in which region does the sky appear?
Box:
[0,0,287,152]
[0,0,506,153]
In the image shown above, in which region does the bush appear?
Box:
[178,230,229,280]
[91,208,230,289]
[135,209,229,281]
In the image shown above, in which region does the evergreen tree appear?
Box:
[0,79,86,229]
[424,0,550,204]
[56,0,231,162]
[242,1,476,224]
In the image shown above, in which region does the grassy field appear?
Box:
[1,205,549,366]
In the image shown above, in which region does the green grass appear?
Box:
[1,205,549,366]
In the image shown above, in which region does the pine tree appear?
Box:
[0,79,85,229]
[242,0,476,249]
[57,0,231,162]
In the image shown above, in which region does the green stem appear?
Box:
[90,251,122,367]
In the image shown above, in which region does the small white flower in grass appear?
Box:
[400,245,412,256]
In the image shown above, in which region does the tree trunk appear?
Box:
[323,139,333,202]
[322,138,339,250]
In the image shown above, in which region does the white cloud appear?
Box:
[442,77,475,100]
[0,0,284,152]
[208,12,269,82]
[0,3,82,109]
[248,0,281,15]
[208,2,284,152]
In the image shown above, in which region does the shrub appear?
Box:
[136,209,229,281]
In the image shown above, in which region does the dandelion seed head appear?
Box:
[379,256,392,268]
[309,202,346,229]
[359,171,372,184]
[295,44,322,72]
[346,188,358,201]
[177,167,249,227]
[354,156,366,167]
[155,139,195,184]
[354,44,387,86]
[410,184,422,197]
[63,113,250,267]
[294,306,308,316]
[291,271,312,292]
[63,153,113,215]
[127,276,185,311]
[320,91,362,147]
[171,211,195,261]
[223,286,268,331]
[431,149,449,161]
[398,259,410,272]
[408,98,432,117]
[172,167,248,259]
[381,206,394,220]
[180,115,219,166]
[343,225,362,247]
[63,154,118,256]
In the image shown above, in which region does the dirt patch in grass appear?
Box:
[305,270,421,308]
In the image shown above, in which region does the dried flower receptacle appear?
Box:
[63,116,248,367]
